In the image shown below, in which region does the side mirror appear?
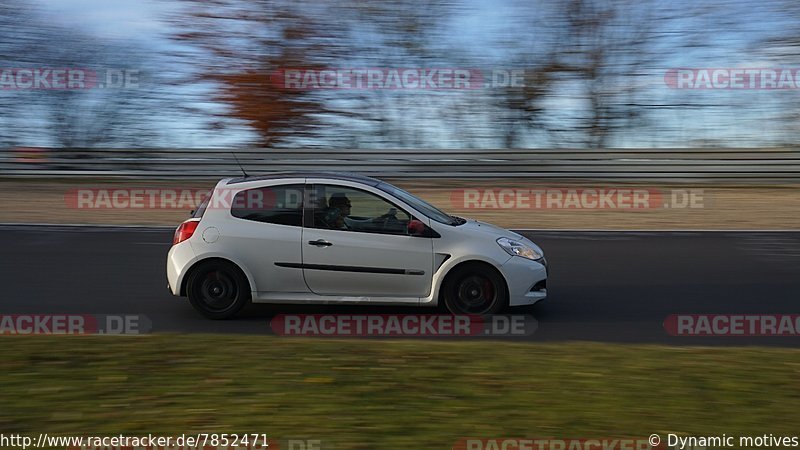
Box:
[408,219,440,238]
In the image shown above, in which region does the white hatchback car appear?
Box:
[167,172,547,319]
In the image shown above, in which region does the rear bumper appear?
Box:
[166,241,196,296]
[500,256,548,307]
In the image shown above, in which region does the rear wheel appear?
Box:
[442,263,508,315]
[186,260,250,319]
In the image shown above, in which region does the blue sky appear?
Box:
[32,0,173,43]
[24,0,800,148]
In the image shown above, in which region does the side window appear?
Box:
[231,184,304,227]
[311,185,412,235]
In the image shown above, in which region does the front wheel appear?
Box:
[442,263,508,315]
[186,261,250,319]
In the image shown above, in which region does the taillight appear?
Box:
[173,220,200,245]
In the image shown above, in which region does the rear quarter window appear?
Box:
[230,184,304,227]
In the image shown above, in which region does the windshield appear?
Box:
[376,181,461,225]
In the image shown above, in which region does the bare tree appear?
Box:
[0,0,168,148]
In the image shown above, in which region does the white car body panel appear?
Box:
[301,227,433,298]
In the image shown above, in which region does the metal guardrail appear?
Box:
[2,147,800,181]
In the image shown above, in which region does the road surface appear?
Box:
[1,224,798,345]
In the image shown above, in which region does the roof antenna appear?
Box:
[231,151,249,178]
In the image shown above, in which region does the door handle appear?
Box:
[308,239,333,247]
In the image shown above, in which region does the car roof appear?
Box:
[225,171,382,186]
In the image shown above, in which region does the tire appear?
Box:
[186,260,250,320]
[442,263,508,315]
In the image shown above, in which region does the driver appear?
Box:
[323,193,352,230]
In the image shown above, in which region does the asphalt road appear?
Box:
[1,224,799,345]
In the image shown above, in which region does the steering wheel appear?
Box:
[372,208,399,231]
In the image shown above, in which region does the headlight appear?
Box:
[497,237,543,261]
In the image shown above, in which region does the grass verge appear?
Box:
[0,336,798,449]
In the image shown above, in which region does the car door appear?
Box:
[301,182,434,299]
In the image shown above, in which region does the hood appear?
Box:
[456,218,525,240]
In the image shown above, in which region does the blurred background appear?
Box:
[2,0,800,151]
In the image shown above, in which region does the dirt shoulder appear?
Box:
[0,178,797,229]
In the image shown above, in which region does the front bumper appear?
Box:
[500,256,548,307]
